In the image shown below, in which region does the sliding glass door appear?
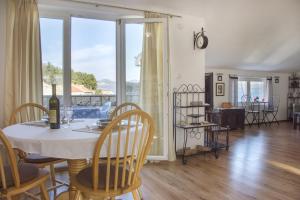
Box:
[120,18,168,159]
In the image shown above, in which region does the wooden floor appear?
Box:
[140,122,300,200]
[32,122,300,200]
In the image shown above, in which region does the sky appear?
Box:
[40,17,143,82]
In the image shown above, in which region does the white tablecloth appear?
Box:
[3,120,140,160]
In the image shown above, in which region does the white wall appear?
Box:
[206,68,290,121]
[169,15,206,150]
[0,0,7,128]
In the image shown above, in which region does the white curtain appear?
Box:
[229,75,238,106]
[140,12,164,157]
[0,0,7,128]
[4,0,42,126]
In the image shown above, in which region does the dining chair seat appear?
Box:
[0,163,45,188]
[24,154,62,164]
[76,163,130,190]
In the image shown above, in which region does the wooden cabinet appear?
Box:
[209,108,245,130]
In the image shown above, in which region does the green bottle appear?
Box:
[49,84,60,129]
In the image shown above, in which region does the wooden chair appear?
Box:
[0,129,50,200]
[73,110,154,200]
[109,102,141,120]
[9,103,67,197]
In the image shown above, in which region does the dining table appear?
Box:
[3,119,138,200]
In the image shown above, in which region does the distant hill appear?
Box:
[97,79,140,95]
[97,79,116,94]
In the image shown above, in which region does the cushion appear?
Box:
[24,154,61,164]
[76,164,130,189]
[0,163,39,188]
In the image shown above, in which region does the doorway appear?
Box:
[205,73,214,111]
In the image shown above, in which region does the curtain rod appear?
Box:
[58,0,182,18]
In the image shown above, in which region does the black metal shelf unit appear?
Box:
[288,76,300,120]
[173,84,222,164]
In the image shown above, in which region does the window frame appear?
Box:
[39,8,169,160]
[238,77,268,102]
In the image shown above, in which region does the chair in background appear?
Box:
[0,129,50,200]
[73,110,154,200]
[293,104,300,129]
[262,96,280,126]
[9,103,67,198]
[241,95,259,127]
[109,102,141,120]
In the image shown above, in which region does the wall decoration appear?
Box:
[217,75,222,81]
[216,83,225,96]
[194,27,208,50]
[274,76,279,83]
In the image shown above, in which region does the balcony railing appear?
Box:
[43,94,139,107]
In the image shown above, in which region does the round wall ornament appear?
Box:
[194,27,208,49]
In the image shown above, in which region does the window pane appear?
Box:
[125,24,143,103]
[238,81,247,102]
[40,18,64,107]
[71,17,116,119]
[250,81,265,101]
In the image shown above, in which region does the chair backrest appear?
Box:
[241,95,252,110]
[92,110,154,192]
[9,103,49,125]
[109,102,141,120]
[0,129,20,189]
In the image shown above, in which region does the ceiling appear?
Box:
[88,0,300,72]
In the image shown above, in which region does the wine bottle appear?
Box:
[49,84,60,129]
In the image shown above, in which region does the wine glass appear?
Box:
[65,106,74,126]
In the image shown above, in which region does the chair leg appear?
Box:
[50,164,57,198]
[5,196,12,200]
[137,187,143,200]
[262,112,268,126]
[245,112,250,126]
[249,113,256,127]
[40,183,50,200]
[132,189,140,200]
[271,112,279,125]
[257,112,260,127]
[73,190,81,200]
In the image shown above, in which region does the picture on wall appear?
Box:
[216,83,225,96]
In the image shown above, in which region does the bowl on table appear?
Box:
[96,119,112,129]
